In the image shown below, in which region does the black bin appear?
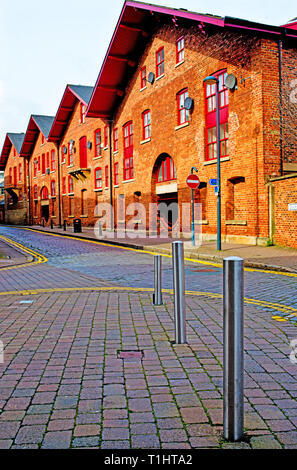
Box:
[73,218,82,233]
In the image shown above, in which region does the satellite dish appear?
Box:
[147,72,155,84]
[225,74,237,91]
[184,97,194,110]
[62,146,67,154]
[87,141,92,149]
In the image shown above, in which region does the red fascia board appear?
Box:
[48,86,85,143]
[19,117,39,158]
[0,135,12,168]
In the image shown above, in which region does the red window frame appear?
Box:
[113,128,118,152]
[33,185,38,200]
[41,154,46,174]
[68,141,74,165]
[80,103,86,124]
[177,88,189,125]
[18,163,22,182]
[104,126,108,148]
[94,129,102,157]
[68,175,74,194]
[62,177,66,195]
[157,156,177,183]
[50,150,55,171]
[205,70,229,161]
[140,66,146,88]
[142,110,151,140]
[46,152,50,170]
[176,37,184,64]
[38,156,40,171]
[123,121,133,181]
[51,180,56,197]
[41,186,49,200]
[114,162,119,185]
[61,147,66,164]
[94,167,102,189]
[33,159,37,178]
[105,165,109,188]
[156,47,164,77]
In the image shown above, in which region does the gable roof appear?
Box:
[0,133,25,170]
[47,84,93,143]
[19,115,55,158]
[87,0,297,119]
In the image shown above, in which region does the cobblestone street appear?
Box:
[0,226,297,449]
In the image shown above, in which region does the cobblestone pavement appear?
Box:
[0,226,296,449]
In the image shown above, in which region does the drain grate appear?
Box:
[118,350,144,360]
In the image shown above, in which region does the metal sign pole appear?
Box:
[153,255,163,306]
[172,241,186,344]
[223,256,244,442]
[191,188,194,246]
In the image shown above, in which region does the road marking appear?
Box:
[0,285,295,323]
[18,227,297,276]
[0,235,48,270]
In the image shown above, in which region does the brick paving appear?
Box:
[0,289,297,449]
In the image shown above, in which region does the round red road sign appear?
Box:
[186,174,200,189]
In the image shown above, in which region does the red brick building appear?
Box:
[2,1,297,246]
[20,115,56,226]
[0,133,27,224]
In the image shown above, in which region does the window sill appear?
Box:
[67,165,74,168]
[113,150,119,156]
[140,86,147,92]
[94,188,103,192]
[114,184,119,188]
[80,215,88,218]
[68,215,74,218]
[51,216,56,219]
[122,179,135,184]
[93,156,102,160]
[103,146,108,151]
[225,220,247,226]
[140,137,151,145]
[203,157,230,166]
[194,220,209,225]
[175,121,189,131]
[175,60,184,68]
[156,74,165,81]
[61,161,65,165]
[68,193,74,196]
[50,170,55,174]
[105,187,109,190]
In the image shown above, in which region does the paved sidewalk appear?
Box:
[0,289,297,449]
[0,239,33,269]
[27,224,297,273]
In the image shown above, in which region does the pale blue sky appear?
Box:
[0,0,296,148]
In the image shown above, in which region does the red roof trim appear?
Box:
[0,135,13,169]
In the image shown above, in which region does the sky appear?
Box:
[0,0,296,150]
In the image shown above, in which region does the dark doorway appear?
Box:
[157,192,178,233]
[41,204,49,222]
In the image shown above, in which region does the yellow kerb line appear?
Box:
[0,235,47,270]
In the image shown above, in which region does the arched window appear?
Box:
[41,186,49,200]
[157,156,177,183]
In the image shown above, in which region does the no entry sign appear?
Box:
[186,174,200,189]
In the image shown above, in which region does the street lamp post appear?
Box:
[203,76,221,251]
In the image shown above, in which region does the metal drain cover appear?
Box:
[118,350,144,359]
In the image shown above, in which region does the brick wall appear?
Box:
[4,144,28,224]
[270,175,297,248]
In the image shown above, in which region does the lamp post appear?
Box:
[203,75,221,251]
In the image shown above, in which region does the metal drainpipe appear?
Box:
[109,120,114,231]
[56,142,62,227]
[279,38,283,176]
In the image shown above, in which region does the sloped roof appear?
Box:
[19,115,55,158]
[47,84,93,143]
[0,132,25,170]
[87,0,297,119]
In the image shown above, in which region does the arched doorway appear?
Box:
[152,154,178,232]
[40,186,49,222]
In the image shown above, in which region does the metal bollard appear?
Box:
[223,256,244,442]
[42,219,45,227]
[50,220,53,229]
[63,220,66,231]
[152,255,163,306]
[98,220,102,237]
[172,241,186,344]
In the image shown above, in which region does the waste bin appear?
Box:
[73,218,82,233]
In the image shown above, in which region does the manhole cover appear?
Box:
[118,350,144,359]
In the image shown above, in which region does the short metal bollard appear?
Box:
[42,219,45,227]
[50,220,53,229]
[223,256,244,442]
[98,221,103,237]
[63,220,66,231]
[152,255,163,306]
[172,241,186,344]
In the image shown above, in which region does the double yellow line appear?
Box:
[0,235,47,270]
